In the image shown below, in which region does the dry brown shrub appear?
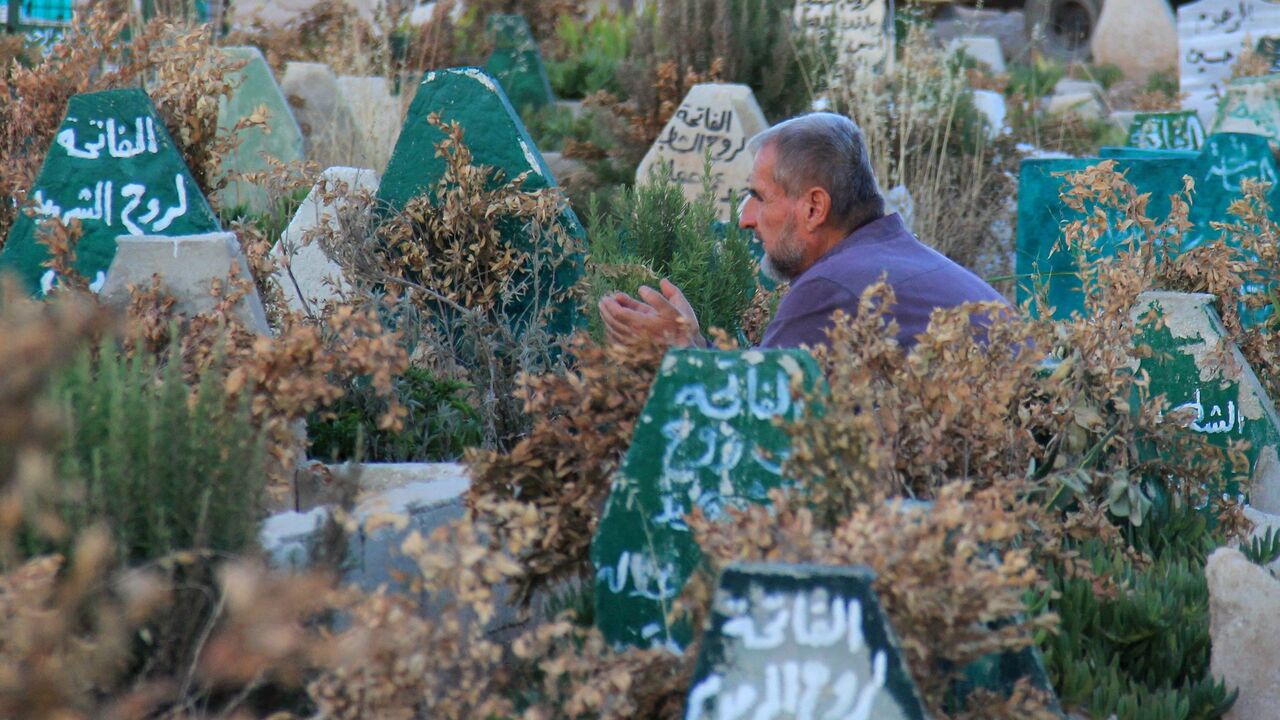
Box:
[827,27,1018,276]
[465,335,665,603]
[222,0,389,76]
[688,482,1057,719]
[122,273,409,495]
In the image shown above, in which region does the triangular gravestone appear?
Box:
[1212,75,1280,148]
[794,0,894,77]
[0,88,220,296]
[281,62,360,169]
[336,76,402,173]
[215,46,306,215]
[273,167,379,316]
[483,14,554,113]
[591,348,825,650]
[1126,111,1207,151]
[1257,35,1280,73]
[1177,0,1280,124]
[1133,292,1280,511]
[685,562,928,720]
[1016,133,1280,320]
[635,83,769,222]
[99,231,269,334]
[378,66,583,336]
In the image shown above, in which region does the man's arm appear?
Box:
[598,278,708,349]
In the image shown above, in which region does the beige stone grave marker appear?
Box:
[635,83,768,221]
[282,62,360,169]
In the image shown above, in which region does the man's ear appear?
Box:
[802,187,832,231]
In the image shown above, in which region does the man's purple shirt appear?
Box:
[759,213,1006,350]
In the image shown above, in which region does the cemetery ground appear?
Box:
[1,1,1280,719]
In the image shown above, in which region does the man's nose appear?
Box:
[738,196,755,229]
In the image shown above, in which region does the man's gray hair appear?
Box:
[747,112,884,230]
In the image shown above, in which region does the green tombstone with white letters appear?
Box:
[591,348,825,649]
[1016,133,1280,322]
[1126,111,1206,151]
[377,66,583,337]
[1134,291,1280,509]
[686,562,928,720]
[0,88,220,295]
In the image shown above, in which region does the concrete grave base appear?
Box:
[100,232,269,334]
[260,462,528,634]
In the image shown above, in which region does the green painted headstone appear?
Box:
[1212,74,1280,147]
[0,88,220,296]
[1258,36,1280,74]
[215,46,305,215]
[1126,111,1207,151]
[483,14,554,113]
[378,66,583,336]
[686,562,928,720]
[1016,133,1280,320]
[591,348,825,650]
[1133,292,1280,510]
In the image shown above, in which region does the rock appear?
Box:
[215,46,306,215]
[1090,0,1177,83]
[336,75,402,172]
[273,167,379,317]
[100,232,270,334]
[0,87,221,297]
[1178,0,1280,124]
[281,62,361,169]
[972,89,1008,139]
[946,35,1006,73]
[1045,92,1105,121]
[635,83,769,221]
[1206,547,1280,719]
[931,6,1027,62]
[1052,78,1104,97]
[1212,75,1280,150]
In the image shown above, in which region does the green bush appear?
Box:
[1043,502,1238,720]
[546,12,631,99]
[585,160,757,341]
[41,339,265,564]
[308,366,483,463]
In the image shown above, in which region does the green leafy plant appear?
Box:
[1242,527,1280,567]
[39,338,266,563]
[546,11,631,99]
[585,160,757,341]
[308,366,483,463]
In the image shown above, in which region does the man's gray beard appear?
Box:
[760,252,796,283]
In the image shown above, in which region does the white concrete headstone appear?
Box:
[1090,0,1178,83]
[972,89,1008,139]
[1178,0,1280,124]
[273,167,379,316]
[946,35,1006,73]
[336,76,402,173]
[281,62,361,169]
[231,0,386,32]
[100,232,270,334]
[635,83,769,221]
[794,0,895,77]
[1212,74,1280,148]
